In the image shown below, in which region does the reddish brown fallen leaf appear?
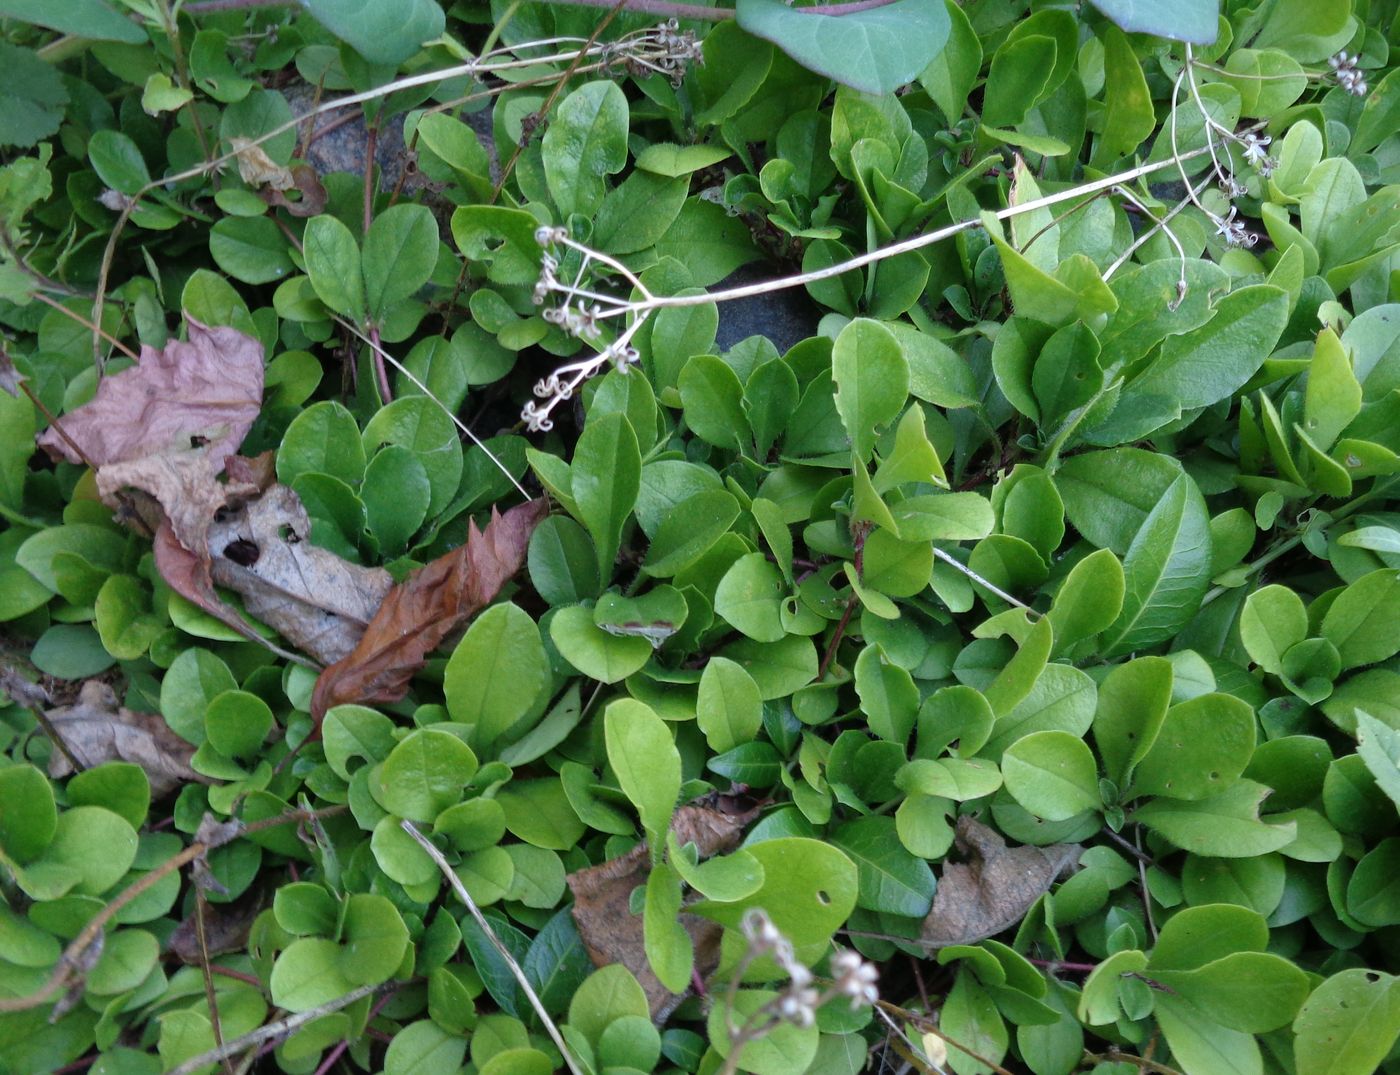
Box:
[920,816,1081,950]
[568,797,762,1021]
[207,484,393,666]
[44,680,210,798]
[36,318,262,469]
[223,450,276,491]
[260,164,328,218]
[229,137,297,191]
[310,498,548,723]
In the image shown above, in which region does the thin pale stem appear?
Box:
[932,546,1036,614]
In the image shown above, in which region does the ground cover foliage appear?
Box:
[1,0,1400,1072]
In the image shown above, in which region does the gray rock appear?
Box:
[713,262,820,356]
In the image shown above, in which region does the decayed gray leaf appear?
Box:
[0,347,25,398]
[207,484,393,665]
[97,449,263,554]
[36,318,263,468]
[920,815,1081,950]
[44,680,209,798]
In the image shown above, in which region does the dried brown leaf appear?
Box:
[170,890,264,964]
[207,484,393,666]
[36,319,263,469]
[568,799,760,1021]
[229,137,296,191]
[98,450,262,554]
[919,816,1081,950]
[261,164,327,218]
[44,680,210,798]
[310,499,548,722]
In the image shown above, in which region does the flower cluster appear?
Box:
[601,19,703,86]
[1329,51,1369,97]
[523,225,649,433]
[734,909,880,1033]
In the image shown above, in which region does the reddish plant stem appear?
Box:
[1026,957,1099,973]
[311,989,398,1075]
[817,524,869,681]
[208,964,263,987]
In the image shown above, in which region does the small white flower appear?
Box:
[830,949,880,1009]
[1214,206,1258,248]
[1329,51,1369,97]
[1241,132,1272,169]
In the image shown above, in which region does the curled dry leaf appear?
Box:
[43,680,209,798]
[36,318,263,470]
[208,484,393,666]
[919,815,1081,950]
[310,498,549,722]
[568,797,761,1021]
[228,136,296,191]
[98,450,263,554]
[260,164,328,218]
[170,890,264,964]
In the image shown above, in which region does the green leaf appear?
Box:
[1100,474,1212,656]
[855,644,919,744]
[736,0,950,95]
[873,406,946,492]
[1152,951,1309,1032]
[1047,549,1125,653]
[572,412,641,582]
[0,0,146,42]
[1002,731,1101,821]
[697,656,763,753]
[1131,693,1257,801]
[0,41,69,148]
[679,354,747,453]
[542,81,628,219]
[373,729,478,823]
[1320,569,1400,670]
[444,603,549,751]
[1356,712,1400,812]
[604,699,680,844]
[644,863,692,995]
[707,989,819,1075]
[1293,969,1400,1075]
[1304,328,1363,453]
[303,214,365,323]
[1057,448,1183,556]
[831,816,935,917]
[1093,25,1156,163]
[833,318,909,462]
[88,129,151,195]
[1239,584,1308,675]
[592,172,688,255]
[0,764,55,863]
[302,0,445,65]
[917,0,980,123]
[385,1020,467,1075]
[713,552,786,642]
[550,605,652,683]
[362,204,438,325]
[1087,0,1218,44]
[982,34,1055,130]
[1133,780,1296,857]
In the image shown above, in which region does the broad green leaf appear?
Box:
[737,0,950,96]
[303,214,364,323]
[1087,0,1218,44]
[373,729,478,823]
[833,318,909,461]
[444,604,549,751]
[1101,474,1212,656]
[1153,951,1309,1032]
[1320,569,1400,670]
[679,354,746,453]
[1047,548,1124,652]
[855,644,919,744]
[1356,712,1400,811]
[572,412,641,581]
[1092,657,1173,787]
[917,0,980,123]
[592,172,688,255]
[830,816,935,917]
[982,34,1055,130]
[707,989,819,1075]
[1154,997,1262,1075]
[644,863,692,995]
[1057,448,1183,556]
[1093,25,1155,163]
[713,553,786,642]
[362,204,438,325]
[542,80,628,219]
[0,0,146,42]
[303,0,445,64]
[873,406,946,491]
[1293,969,1400,1075]
[1239,584,1308,675]
[550,605,652,683]
[697,657,763,753]
[1133,780,1296,857]
[1002,731,1101,821]
[1131,693,1257,801]
[604,699,680,844]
